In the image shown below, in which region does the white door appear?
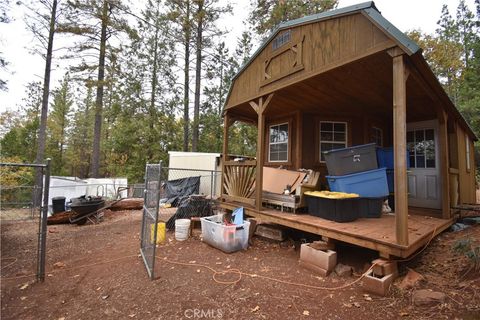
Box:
[406,120,442,209]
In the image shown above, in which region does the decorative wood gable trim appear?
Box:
[261,36,305,87]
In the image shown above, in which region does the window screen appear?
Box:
[269,123,289,162]
[319,121,347,161]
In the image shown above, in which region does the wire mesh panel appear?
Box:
[139,165,221,279]
[0,160,50,282]
[140,163,162,279]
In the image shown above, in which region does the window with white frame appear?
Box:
[371,127,383,146]
[269,123,289,162]
[466,134,471,171]
[319,121,347,161]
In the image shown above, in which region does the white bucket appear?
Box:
[175,219,191,241]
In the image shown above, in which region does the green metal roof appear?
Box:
[228,1,420,86]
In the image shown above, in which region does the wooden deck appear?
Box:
[220,202,454,258]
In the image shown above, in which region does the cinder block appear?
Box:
[363,270,397,296]
[300,243,337,271]
[299,260,330,277]
[372,258,398,276]
[255,224,286,241]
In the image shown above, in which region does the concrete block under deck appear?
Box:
[220,202,453,259]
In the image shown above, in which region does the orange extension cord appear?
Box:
[1,226,438,290]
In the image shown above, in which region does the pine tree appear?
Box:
[249,0,338,37]
[65,83,94,178]
[59,0,133,177]
[191,0,232,152]
[46,73,73,175]
[0,0,11,91]
[165,0,194,152]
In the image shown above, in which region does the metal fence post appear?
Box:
[210,171,214,197]
[140,164,148,248]
[37,158,50,282]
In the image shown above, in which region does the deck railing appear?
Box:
[222,160,256,206]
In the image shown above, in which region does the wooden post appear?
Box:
[256,111,266,211]
[250,94,274,211]
[221,112,230,198]
[437,109,451,219]
[392,54,409,246]
[295,110,302,169]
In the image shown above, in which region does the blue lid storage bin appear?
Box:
[323,143,378,176]
[327,168,389,198]
[305,195,359,222]
[358,197,384,218]
[376,147,410,170]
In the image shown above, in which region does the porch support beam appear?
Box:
[392,52,409,246]
[221,112,231,198]
[251,93,274,211]
[437,109,451,218]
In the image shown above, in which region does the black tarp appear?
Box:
[163,176,200,207]
[159,176,213,229]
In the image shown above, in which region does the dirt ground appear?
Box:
[1,210,479,320]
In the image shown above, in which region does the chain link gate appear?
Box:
[0,159,51,282]
[140,162,162,279]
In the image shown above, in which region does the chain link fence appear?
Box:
[140,163,222,279]
[0,160,51,282]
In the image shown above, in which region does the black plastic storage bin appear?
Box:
[52,196,66,214]
[358,197,384,218]
[387,194,395,211]
[323,143,378,176]
[305,195,359,222]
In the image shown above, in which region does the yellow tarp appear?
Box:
[305,190,359,199]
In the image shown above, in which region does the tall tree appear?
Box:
[60,0,132,177]
[24,0,59,206]
[166,0,194,152]
[47,73,73,174]
[65,84,94,178]
[0,82,43,161]
[249,0,338,36]
[191,0,231,151]
[0,0,11,91]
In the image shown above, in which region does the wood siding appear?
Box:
[456,125,476,204]
[226,13,394,110]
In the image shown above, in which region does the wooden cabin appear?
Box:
[220,2,477,259]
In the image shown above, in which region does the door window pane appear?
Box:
[408,128,436,169]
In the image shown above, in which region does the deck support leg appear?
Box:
[391,50,409,246]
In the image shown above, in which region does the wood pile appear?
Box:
[109,198,143,211]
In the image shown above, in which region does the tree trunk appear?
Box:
[182,1,191,152]
[192,0,203,152]
[90,0,108,178]
[148,2,160,162]
[34,0,57,207]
